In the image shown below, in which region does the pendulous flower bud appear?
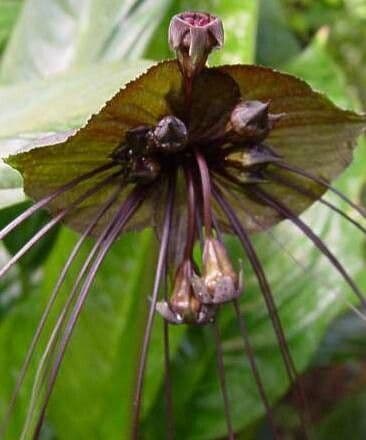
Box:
[148,116,188,154]
[156,260,216,325]
[228,101,283,143]
[169,11,224,79]
[192,238,242,304]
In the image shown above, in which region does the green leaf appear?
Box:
[0,201,59,274]
[256,0,301,67]
[0,161,25,208]
[0,228,155,439]
[316,390,366,439]
[312,311,366,366]
[285,28,360,111]
[0,60,152,156]
[0,59,151,211]
[0,0,171,83]
[5,61,183,237]
[0,0,23,54]
[0,227,186,439]
[329,3,366,107]
[43,230,157,440]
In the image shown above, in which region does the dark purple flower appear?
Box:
[0,9,365,440]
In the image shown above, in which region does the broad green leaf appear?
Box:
[43,230,157,440]
[0,0,170,83]
[0,228,156,439]
[0,60,152,156]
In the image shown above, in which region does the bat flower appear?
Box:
[1,10,366,440]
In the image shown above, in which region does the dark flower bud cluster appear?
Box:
[156,237,242,325]
[112,115,188,182]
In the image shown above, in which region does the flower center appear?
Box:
[111,99,282,185]
[180,12,214,27]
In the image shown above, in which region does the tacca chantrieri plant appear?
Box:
[0,10,366,440]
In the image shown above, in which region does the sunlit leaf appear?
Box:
[0,229,155,439]
[0,0,170,82]
[0,60,152,154]
[0,201,59,273]
[0,162,24,209]
[0,0,23,53]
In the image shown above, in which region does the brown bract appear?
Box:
[6,60,366,245]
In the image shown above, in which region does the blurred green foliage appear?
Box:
[0,0,23,53]
[0,1,365,439]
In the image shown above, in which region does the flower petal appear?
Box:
[6,61,184,234]
[215,65,366,232]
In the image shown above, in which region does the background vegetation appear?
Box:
[0,0,365,438]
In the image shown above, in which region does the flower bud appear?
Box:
[228,101,283,143]
[130,156,160,182]
[148,116,188,154]
[169,11,224,79]
[192,238,242,304]
[226,144,281,169]
[156,260,216,325]
[125,125,151,153]
[111,125,151,162]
